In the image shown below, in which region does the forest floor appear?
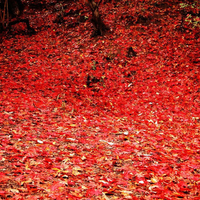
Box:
[0,0,200,199]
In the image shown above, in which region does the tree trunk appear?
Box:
[0,0,35,33]
[88,0,108,36]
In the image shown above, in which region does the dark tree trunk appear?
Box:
[8,0,24,17]
[0,0,35,33]
[88,0,108,36]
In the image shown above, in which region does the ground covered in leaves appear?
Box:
[0,0,200,199]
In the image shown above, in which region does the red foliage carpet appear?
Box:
[0,0,200,199]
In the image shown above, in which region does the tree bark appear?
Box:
[0,0,35,33]
[88,0,108,36]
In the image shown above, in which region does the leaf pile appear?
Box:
[0,0,200,199]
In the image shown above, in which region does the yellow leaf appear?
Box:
[52,168,61,172]
[72,166,82,175]
[151,177,158,183]
[81,185,87,190]
[81,156,86,160]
